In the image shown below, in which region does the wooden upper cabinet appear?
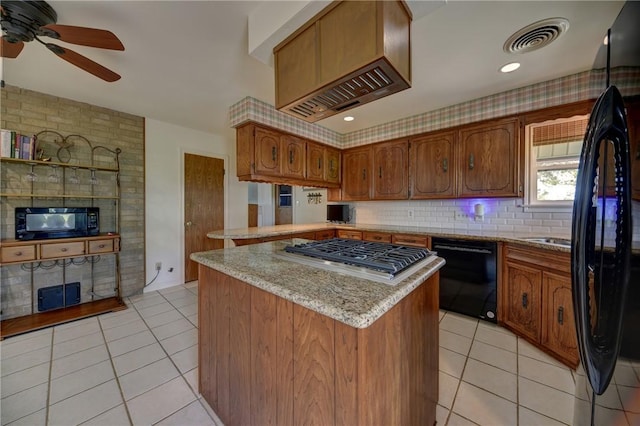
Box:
[342,146,372,201]
[281,135,306,179]
[325,146,341,184]
[236,122,340,188]
[254,126,282,176]
[372,139,408,199]
[410,131,455,199]
[458,118,519,197]
[306,141,325,182]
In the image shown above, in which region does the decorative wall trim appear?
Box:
[228,68,640,148]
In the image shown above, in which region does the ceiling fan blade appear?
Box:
[1,38,24,58]
[42,24,124,51]
[46,43,121,82]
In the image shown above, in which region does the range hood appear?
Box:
[273,1,412,123]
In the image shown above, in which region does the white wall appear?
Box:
[293,187,327,224]
[144,119,248,291]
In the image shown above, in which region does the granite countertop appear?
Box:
[190,240,445,329]
[207,222,575,253]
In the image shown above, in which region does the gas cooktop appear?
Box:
[280,238,437,285]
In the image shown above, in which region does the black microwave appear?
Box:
[15,207,99,240]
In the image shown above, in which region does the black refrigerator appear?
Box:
[571,1,640,424]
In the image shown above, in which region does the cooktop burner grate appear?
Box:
[284,238,433,276]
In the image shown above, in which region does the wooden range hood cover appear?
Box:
[274,1,412,123]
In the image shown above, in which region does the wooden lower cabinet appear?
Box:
[363,231,391,243]
[499,244,578,367]
[198,266,439,426]
[392,234,430,248]
[336,229,363,240]
[315,229,336,240]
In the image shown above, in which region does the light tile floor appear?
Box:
[1,282,581,425]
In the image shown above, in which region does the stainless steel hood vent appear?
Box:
[282,58,410,122]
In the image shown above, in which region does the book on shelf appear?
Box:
[0,129,11,158]
[0,130,35,160]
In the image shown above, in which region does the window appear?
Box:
[525,115,589,209]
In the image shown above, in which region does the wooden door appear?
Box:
[541,272,578,365]
[281,135,306,179]
[342,147,371,201]
[254,127,281,176]
[185,154,224,282]
[372,139,409,199]
[458,118,518,197]
[410,132,455,199]
[325,146,341,184]
[306,141,325,182]
[503,261,541,342]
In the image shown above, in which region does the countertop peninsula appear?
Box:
[207,222,576,252]
[190,239,444,328]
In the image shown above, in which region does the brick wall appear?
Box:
[0,85,145,319]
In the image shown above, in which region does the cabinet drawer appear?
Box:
[315,230,336,240]
[1,245,37,263]
[89,239,115,254]
[363,231,392,243]
[337,230,363,240]
[41,242,85,259]
[392,234,429,248]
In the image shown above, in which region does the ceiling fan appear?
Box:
[0,0,124,82]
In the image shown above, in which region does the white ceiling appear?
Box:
[2,1,625,138]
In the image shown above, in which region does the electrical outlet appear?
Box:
[407,208,414,219]
[155,262,162,271]
[455,211,467,220]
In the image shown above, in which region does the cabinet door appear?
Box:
[306,141,325,182]
[325,146,341,184]
[363,231,391,243]
[458,118,518,197]
[410,132,455,199]
[541,272,579,365]
[503,261,541,342]
[342,147,371,201]
[372,139,408,199]
[336,229,362,240]
[254,127,282,176]
[281,135,306,179]
[274,24,318,108]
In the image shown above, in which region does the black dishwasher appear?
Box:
[432,238,497,323]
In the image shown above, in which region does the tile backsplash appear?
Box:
[351,199,640,238]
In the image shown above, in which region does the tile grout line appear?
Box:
[127,290,213,425]
[44,329,54,426]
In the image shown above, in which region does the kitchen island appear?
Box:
[191,240,445,426]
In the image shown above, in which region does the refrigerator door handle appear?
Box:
[571,85,632,396]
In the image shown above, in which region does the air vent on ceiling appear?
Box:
[504,18,570,54]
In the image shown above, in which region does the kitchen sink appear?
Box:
[522,237,572,247]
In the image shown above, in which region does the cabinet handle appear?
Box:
[469,153,475,170]
[557,306,564,325]
[362,169,366,180]
[289,150,293,164]
[272,146,277,161]
[318,158,322,169]
[15,251,22,256]
[374,236,381,240]
[443,158,448,172]
[522,292,528,308]
[61,248,68,252]
[379,167,382,178]
[99,244,106,249]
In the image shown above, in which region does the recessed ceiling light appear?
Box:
[344,116,354,122]
[500,62,521,73]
